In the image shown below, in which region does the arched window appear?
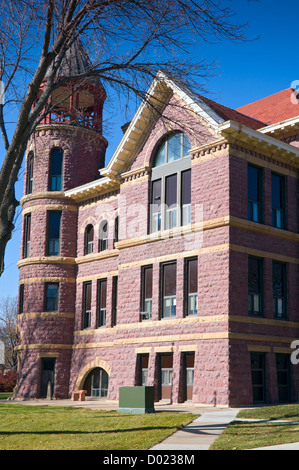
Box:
[85,224,94,255]
[153,131,191,167]
[49,147,63,191]
[99,221,108,252]
[150,132,191,233]
[83,367,109,398]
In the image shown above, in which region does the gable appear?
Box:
[99,72,225,180]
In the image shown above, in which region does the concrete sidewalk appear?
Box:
[150,409,240,450]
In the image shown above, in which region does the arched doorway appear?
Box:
[83,368,109,398]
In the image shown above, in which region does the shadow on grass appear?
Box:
[0,424,184,437]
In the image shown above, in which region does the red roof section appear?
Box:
[236,88,299,125]
[198,94,266,130]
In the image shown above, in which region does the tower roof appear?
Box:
[46,39,104,89]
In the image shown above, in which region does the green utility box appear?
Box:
[118,386,155,414]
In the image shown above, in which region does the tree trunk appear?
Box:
[0,191,19,276]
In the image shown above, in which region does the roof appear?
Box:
[236,88,299,125]
[197,94,266,130]
[161,72,266,130]
[46,39,104,88]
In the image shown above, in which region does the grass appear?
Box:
[0,393,12,400]
[0,403,197,450]
[210,404,299,451]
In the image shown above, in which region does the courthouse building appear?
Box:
[16,42,299,406]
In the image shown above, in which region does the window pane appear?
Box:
[183,134,191,157]
[112,276,118,326]
[166,174,177,229]
[163,263,176,297]
[187,259,198,316]
[163,262,176,316]
[142,267,153,319]
[166,174,177,207]
[188,258,197,294]
[154,141,166,167]
[46,283,59,311]
[100,280,107,309]
[100,222,108,251]
[151,179,162,232]
[272,173,285,228]
[48,212,61,255]
[272,173,283,209]
[85,282,91,310]
[248,258,262,294]
[98,280,107,327]
[48,212,61,239]
[248,165,262,223]
[24,214,31,258]
[83,282,91,328]
[273,262,287,318]
[248,257,263,316]
[167,133,182,162]
[144,267,153,300]
[248,166,259,202]
[19,284,24,314]
[49,148,63,191]
[182,170,191,206]
[27,153,34,194]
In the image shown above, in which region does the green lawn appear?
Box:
[0,403,197,450]
[0,393,12,400]
[210,404,299,450]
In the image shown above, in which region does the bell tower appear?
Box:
[16,41,107,399]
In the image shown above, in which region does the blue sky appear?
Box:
[0,0,297,298]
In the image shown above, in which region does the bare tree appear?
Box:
[0,296,18,369]
[0,0,251,275]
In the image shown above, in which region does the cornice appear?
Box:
[30,123,108,147]
[75,249,119,265]
[219,120,299,168]
[21,191,73,206]
[17,256,76,268]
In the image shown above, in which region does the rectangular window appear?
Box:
[162,262,176,318]
[160,354,173,400]
[181,169,191,226]
[273,262,287,319]
[251,352,266,403]
[26,152,34,194]
[49,148,63,191]
[83,281,91,329]
[113,217,119,247]
[276,354,291,403]
[272,172,285,229]
[112,276,118,327]
[151,179,162,232]
[248,257,263,316]
[141,266,153,321]
[19,284,24,314]
[248,164,262,223]
[45,283,59,312]
[185,258,198,316]
[184,352,195,402]
[23,213,31,258]
[97,279,107,328]
[165,174,177,229]
[138,354,149,386]
[47,211,61,256]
